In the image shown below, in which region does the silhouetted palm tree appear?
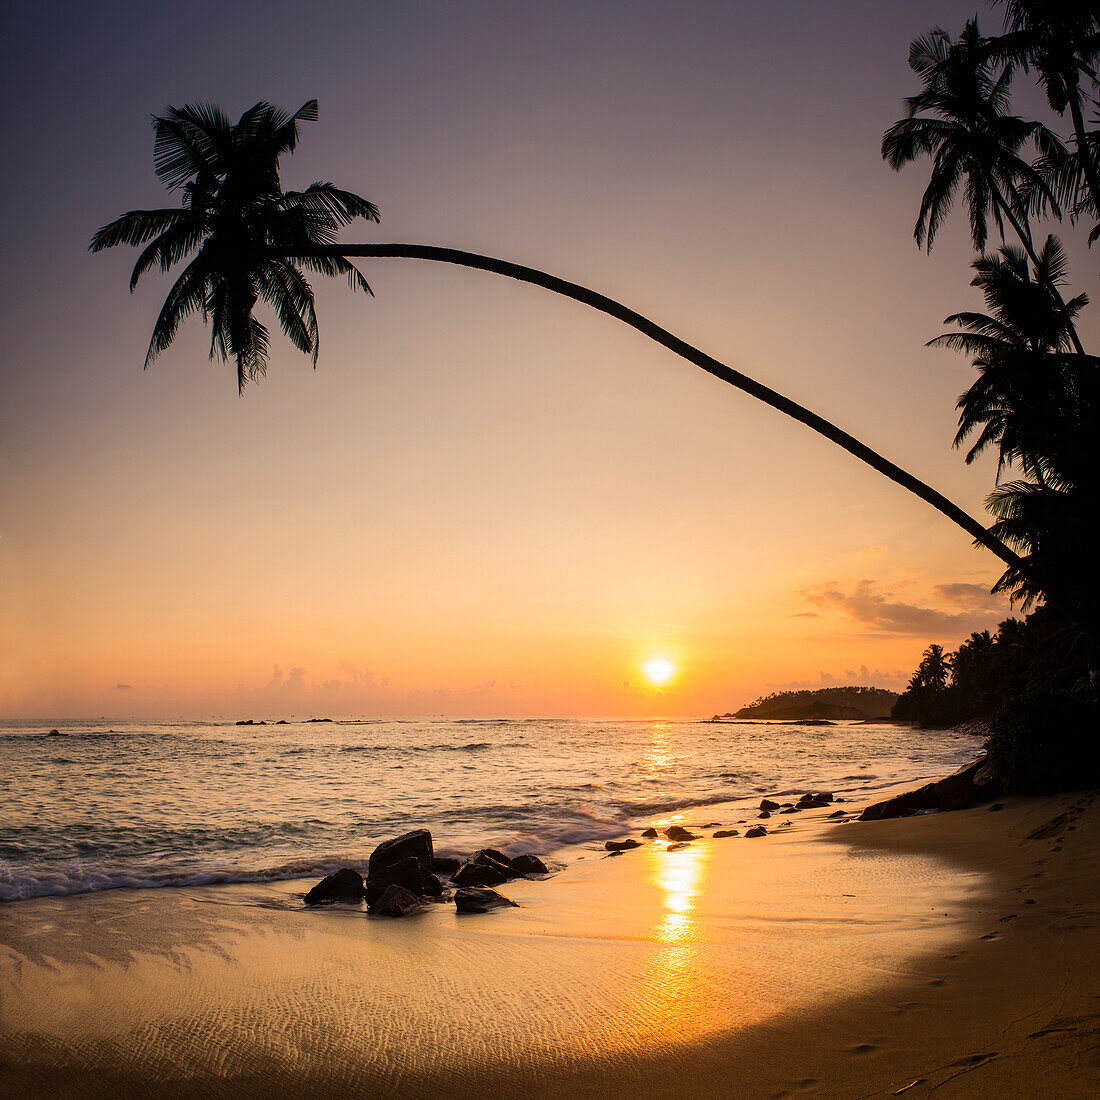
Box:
[90,101,379,393]
[928,237,1092,483]
[991,0,1100,217]
[882,20,1062,257]
[91,99,1027,577]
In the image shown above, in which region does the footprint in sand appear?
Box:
[926,977,947,986]
[981,932,1001,940]
[999,913,1018,922]
[847,1043,879,1055]
[890,1001,919,1016]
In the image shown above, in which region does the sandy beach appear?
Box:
[2,786,1097,1099]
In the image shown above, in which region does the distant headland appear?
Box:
[712,686,899,721]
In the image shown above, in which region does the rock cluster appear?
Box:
[858,757,998,821]
[304,829,547,918]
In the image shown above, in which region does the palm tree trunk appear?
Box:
[288,242,1027,574]
[1068,86,1100,215]
[988,185,1087,357]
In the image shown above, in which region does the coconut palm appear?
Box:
[928,237,1093,484]
[882,20,1063,257]
[90,100,379,393]
[918,643,952,690]
[91,99,1028,577]
[991,0,1100,217]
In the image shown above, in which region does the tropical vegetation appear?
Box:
[885,2,1098,780]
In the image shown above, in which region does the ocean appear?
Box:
[0,716,982,902]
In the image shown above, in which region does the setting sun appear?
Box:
[644,658,675,685]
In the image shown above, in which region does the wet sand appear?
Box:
[1,790,1097,1098]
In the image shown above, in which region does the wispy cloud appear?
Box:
[857,545,886,560]
[800,578,1006,636]
[230,663,501,716]
[112,683,132,691]
[767,665,909,691]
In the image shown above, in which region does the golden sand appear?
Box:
[1,792,1097,1098]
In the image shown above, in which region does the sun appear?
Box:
[644,658,675,685]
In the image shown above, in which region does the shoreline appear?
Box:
[2,788,1097,1098]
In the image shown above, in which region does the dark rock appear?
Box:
[834,796,845,803]
[665,825,700,842]
[666,842,690,851]
[798,791,833,806]
[48,729,62,736]
[744,826,767,838]
[702,822,722,828]
[369,883,422,917]
[368,830,435,879]
[758,810,772,819]
[641,828,659,838]
[304,867,366,906]
[479,847,512,866]
[509,853,549,876]
[760,799,780,812]
[605,839,642,851]
[421,872,444,896]
[828,810,846,819]
[366,855,425,904]
[607,849,623,857]
[454,887,518,914]
[452,851,512,887]
[432,856,462,875]
[860,757,999,821]
[235,719,254,726]
[989,802,1005,812]
[276,719,288,725]
[713,829,739,838]
[858,784,939,821]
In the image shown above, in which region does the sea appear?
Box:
[0,716,983,903]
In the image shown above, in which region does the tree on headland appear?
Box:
[90,100,1028,578]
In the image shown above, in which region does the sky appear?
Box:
[1,1,1093,718]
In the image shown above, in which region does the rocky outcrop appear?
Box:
[858,757,999,821]
[452,850,513,887]
[509,854,549,876]
[454,887,518,913]
[432,856,462,875]
[368,830,435,879]
[760,799,780,812]
[368,883,422,917]
[641,828,659,838]
[304,867,366,905]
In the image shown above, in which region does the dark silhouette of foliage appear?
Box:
[892,605,1094,727]
[90,101,379,392]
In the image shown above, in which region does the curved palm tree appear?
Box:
[991,0,1100,217]
[90,99,1027,576]
[928,236,1092,483]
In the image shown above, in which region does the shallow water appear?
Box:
[0,716,981,901]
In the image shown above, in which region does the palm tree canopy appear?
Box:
[929,237,1095,484]
[90,100,379,392]
[882,19,1063,252]
[991,1,1100,113]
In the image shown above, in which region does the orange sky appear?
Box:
[2,1,1082,718]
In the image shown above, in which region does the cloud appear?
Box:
[766,665,910,691]
[788,611,820,618]
[857,545,886,560]
[800,578,1006,636]
[112,683,132,691]
[230,662,499,715]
